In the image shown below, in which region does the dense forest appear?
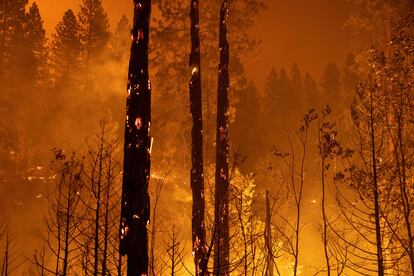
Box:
[0,0,413,275]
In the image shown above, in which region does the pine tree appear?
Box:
[20,1,48,177]
[277,68,295,126]
[320,63,341,108]
[50,9,81,88]
[111,15,130,61]
[78,0,110,67]
[262,68,279,116]
[342,53,360,105]
[261,68,286,147]
[231,82,263,170]
[290,63,304,118]
[290,63,303,99]
[0,0,29,179]
[302,72,319,109]
[25,2,48,87]
[0,1,46,87]
[0,0,28,83]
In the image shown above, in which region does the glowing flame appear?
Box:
[192,66,199,75]
[135,117,142,129]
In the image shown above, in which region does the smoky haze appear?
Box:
[1,0,412,275]
[34,0,353,82]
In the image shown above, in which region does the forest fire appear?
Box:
[0,0,413,275]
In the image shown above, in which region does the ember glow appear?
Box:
[0,0,413,275]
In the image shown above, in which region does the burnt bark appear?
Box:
[102,151,112,276]
[265,191,273,276]
[369,89,384,276]
[214,1,230,275]
[120,1,152,275]
[93,135,104,276]
[189,0,207,274]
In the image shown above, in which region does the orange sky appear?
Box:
[33,0,353,85]
[31,0,131,32]
[246,0,353,84]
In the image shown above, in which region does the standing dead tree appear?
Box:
[189,0,207,274]
[272,110,317,276]
[214,0,230,275]
[86,124,106,276]
[1,224,24,276]
[317,106,344,275]
[78,122,123,276]
[264,190,273,276]
[149,170,171,276]
[380,25,414,274]
[34,150,84,276]
[332,50,397,275]
[325,19,414,275]
[367,78,385,276]
[163,225,186,276]
[120,0,152,275]
[290,110,316,276]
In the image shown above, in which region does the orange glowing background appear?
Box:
[33,0,353,85]
[3,0,391,274]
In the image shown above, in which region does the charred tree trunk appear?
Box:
[120,1,152,275]
[102,152,112,276]
[369,89,384,276]
[321,155,330,276]
[189,0,207,274]
[265,191,273,276]
[214,1,230,275]
[93,139,104,276]
[62,172,75,276]
[55,173,64,276]
[392,88,414,275]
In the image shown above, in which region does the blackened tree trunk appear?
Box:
[189,0,207,274]
[214,1,230,275]
[369,89,384,276]
[102,151,112,276]
[93,136,104,276]
[317,108,339,276]
[265,191,273,276]
[120,1,152,275]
